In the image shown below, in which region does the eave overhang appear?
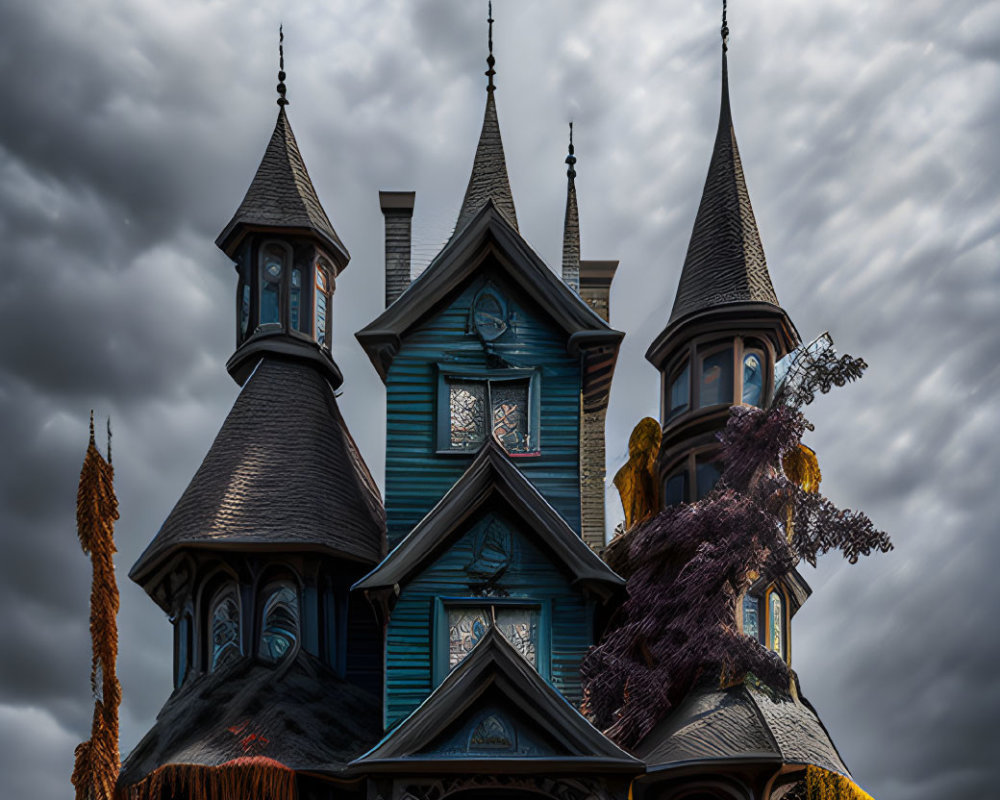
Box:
[353,438,624,601]
[356,202,623,406]
[348,627,642,775]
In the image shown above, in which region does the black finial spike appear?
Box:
[721,0,729,52]
[89,410,95,445]
[486,1,496,92]
[277,24,289,106]
[106,417,112,465]
[565,122,577,179]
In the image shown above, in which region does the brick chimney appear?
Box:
[379,191,415,307]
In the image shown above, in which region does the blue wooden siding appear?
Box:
[384,507,595,728]
[384,267,582,548]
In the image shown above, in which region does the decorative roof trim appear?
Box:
[349,627,641,773]
[356,201,622,382]
[353,438,624,597]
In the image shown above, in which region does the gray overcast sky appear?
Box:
[0,1,997,798]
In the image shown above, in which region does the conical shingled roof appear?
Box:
[454,90,519,236]
[216,107,349,263]
[130,357,385,597]
[668,52,778,325]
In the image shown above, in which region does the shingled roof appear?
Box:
[635,679,850,779]
[667,51,779,326]
[350,626,641,775]
[118,650,381,790]
[216,107,349,264]
[130,357,385,595]
[453,81,518,238]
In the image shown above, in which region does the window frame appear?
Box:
[662,446,722,506]
[205,581,242,673]
[435,366,541,456]
[256,577,302,664]
[662,336,776,425]
[432,596,550,686]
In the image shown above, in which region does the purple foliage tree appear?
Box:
[581,348,892,749]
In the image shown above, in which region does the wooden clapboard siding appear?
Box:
[385,266,582,548]
[384,506,596,728]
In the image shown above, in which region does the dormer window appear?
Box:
[258,580,300,663]
[208,583,241,672]
[258,242,288,329]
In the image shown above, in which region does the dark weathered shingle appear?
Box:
[130,357,385,587]
[668,52,778,325]
[118,650,381,787]
[216,107,348,260]
[454,91,518,236]
[635,680,850,779]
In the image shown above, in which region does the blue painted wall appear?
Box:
[384,265,582,547]
[384,505,595,728]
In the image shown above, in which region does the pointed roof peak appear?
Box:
[453,4,518,236]
[216,102,348,263]
[562,122,580,291]
[666,17,778,326]
[277,25,289,106]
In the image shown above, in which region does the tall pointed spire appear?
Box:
[215,27,348,263]
[562,122,580,291]
[667,1,778,325]
[454,1,519,235]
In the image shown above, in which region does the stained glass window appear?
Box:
[448,606,538,670]
[209,586,241,672]
[258,582,299,663]
[742,352,764,406]
[491,382,528,452]
[769,590,785,658]
[449,381,487,449]
[699,347,733,407]
[668,363,690,420]
[743,594,760,642]
[314,267,328,347]
[259,243,285,327]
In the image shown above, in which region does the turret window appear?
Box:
[240,284,251,338]
[259,242,288,329]
[664,468,688,507]
[290,268,304,332]
[742,594,761,642]
[175,611,192,688]
[664,449,721,506]
[315,265,329,347]
[698,346,734,408]
[768,589,786,659]
[208,584,241,672]
[258,581,299,663]
[742,350,765,406]
[667,362,690,421]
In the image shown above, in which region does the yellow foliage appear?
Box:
[783,443,822,493]
[805,765,875,800]
[614,417,662,530]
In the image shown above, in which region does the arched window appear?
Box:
[741,349,765,406]
[175,611,192,687]
[767,589,786,660]
[208,584,241,672]
[259,242,288,328]
[258,581,300,663]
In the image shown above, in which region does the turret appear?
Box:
[215,29,350,385]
